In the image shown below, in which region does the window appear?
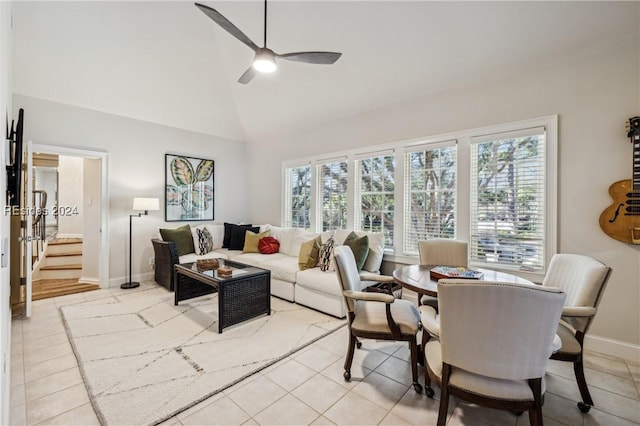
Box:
[283,164,311,229]
[469,127,546,271]
[281,116,556,276]
[355,152,395,247]
[317,159,348,231]
[403,142,457,255]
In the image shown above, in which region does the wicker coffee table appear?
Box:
[174,260,271,333]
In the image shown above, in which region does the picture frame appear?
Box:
[165,154,214,222]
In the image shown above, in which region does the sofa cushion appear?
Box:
[207,224,225,250]
[229,225,260,250]
[160,225,195,256]
[269,226,315,257]
[257,256,299,283]
[195,227,214,255]
[243,230,271,253]
[259,236,280,254]
[223,223,253,248]
[228,252,287,267]
[179,250,228,264]
[319,237,337,272]
[298,236,322,270]
[296,268,343,297]
[290,230,318,257]
[332,229,384,273]
[362,231,384,273]
[343,231,369,271]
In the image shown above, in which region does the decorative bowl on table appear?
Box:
[430,266,484,280]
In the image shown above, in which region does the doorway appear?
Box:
[10,144,109,317]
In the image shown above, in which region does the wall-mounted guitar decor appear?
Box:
[599,116,640,244]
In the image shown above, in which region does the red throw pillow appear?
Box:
[258,236,280,254]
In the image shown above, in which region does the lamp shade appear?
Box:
[133,197,160,212]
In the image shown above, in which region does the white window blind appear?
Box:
[469,128,546,271]
[283,164,311,229]
[355,152,395,247]
[403,141,457,255]
[317,159,348,231]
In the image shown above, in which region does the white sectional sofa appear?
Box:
[151,224,384,318]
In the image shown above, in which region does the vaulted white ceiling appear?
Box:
[11,1,640,142]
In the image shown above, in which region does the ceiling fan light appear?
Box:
[253,51,277,73]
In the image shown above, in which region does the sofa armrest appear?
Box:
[151,239,179,291]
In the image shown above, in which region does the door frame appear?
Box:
[29,143,110,297]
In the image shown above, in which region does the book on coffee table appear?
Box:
[430,266,484,280]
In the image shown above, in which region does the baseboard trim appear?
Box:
[78,276,100,286]
[108,272,154,288]
[584,334,640,362]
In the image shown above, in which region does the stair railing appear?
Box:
[32,189,47,266]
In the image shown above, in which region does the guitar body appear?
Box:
[599,179,640,244]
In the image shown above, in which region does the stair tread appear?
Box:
[40,264,83,270]
[48,239,83,245]
[46,251,83,257]
[32,279,99,300]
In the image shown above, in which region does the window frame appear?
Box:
[282,162,312,229]
[403,140,458,255]
[281,115,557,280]
[354,150,396,247]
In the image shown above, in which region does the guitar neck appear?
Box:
[634,135,640,191]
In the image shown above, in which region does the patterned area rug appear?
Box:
[60,286,345,425]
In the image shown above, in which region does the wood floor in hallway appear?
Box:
[32,279,99,300]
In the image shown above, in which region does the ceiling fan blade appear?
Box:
[238,66,258,84]
[195,3,259,52]
[277,52,342,65]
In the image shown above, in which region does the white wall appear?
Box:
[0,1,12,422]
[34,167,57,226]
[81,158,100,283]
[57,156,84,237]
[246,36,640,357]
[13,94,249,287]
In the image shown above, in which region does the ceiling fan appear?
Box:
[195,1,342,84]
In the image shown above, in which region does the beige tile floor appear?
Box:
[9,283,640,426]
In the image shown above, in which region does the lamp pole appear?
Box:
[121,210,148,289]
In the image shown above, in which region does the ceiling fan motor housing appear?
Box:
[253,48,277,73]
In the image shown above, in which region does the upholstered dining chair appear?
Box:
[417,239,468,307]
[333,245,423,393]
[418,239,468,268]
[423,280,566,426]
[542,253,612,413]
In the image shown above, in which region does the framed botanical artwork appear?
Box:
[165,154,214,221]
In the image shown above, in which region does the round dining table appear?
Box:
[392,264,535,302]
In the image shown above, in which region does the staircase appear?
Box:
[33,238,99,300]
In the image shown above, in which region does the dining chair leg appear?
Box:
[343,332,356,381]
[528,378,543,426]
[422,330,434,397]
[573,332,594,412]
[410,338,422,393]
[574,355,594,411]
[437,363,451,426]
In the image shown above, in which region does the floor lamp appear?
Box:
[121,197,160,289]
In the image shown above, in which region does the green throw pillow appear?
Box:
[298,236,322,270]
[343,231,370,271]
[160,224,195,256]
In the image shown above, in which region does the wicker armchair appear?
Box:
[151,239,180,290]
